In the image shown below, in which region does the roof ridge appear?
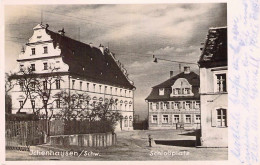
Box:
[152,71,198,88]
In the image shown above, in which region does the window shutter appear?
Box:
[211,109,217,127]
[191,114,195,123]
[226,109,228,127]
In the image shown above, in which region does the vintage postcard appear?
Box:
[1,0,259,165]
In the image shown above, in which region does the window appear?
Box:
[31,82,35,91]
[56,99,60,108]
[43,46,48,54]
[195,115,201,123]
[165,102,170,109]
[19,81,24,91]
[149,102,153,110]
[31,48,35,55]
[124,119,128,127]
[162,115,169,123]
[110,87,113,94]
[173,115,180,123]
[115,88,117,95]
[31,100,35,109]
[99,85,102,93]
[43,100,47,109]
[20,65,24,72]
[105,86,107,94]
[174,102,178,109]
[43,63,48,70]
[129,105,132,110]
[217,109,227,127]
[185,115,191,123]
[152,115,158,123]
[185,102,190,109]
[171,102,174,109]
[129,91,132,97]
[129,119,132,127]
[159,88,164,95]
[72,80,75,89]
[80,81,82,90]
[31,64,35,71]
[87,83,89,91]
[19,101,23,108]
[93,84,96,92]
[195,101,200,109]
[160,102,163,109]
[56,80,60,89]
[43,81,47,90]
[125,90,127,97]
[156,102,159,109]
[216,74,227,92]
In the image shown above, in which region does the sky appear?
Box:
[5,4,227,120]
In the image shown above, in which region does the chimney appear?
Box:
[99,44,104,55]
[170,71,174,78]
[184,66,190,74]
[89,42,93,48]
[58,28,65,36]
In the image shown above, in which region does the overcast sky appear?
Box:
[5,4,227,120]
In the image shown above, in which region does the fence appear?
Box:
[49,132,117,147]
[6,120,45,151]
[49,119,115,136]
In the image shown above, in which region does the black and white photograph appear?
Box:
[3,2,231,162]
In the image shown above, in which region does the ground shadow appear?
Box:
[154,140,195,147]
[178,131,196,136]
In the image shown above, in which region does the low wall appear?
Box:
[49,132,116,147]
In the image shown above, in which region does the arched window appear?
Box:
[124,116,128,127]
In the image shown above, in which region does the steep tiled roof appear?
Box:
[198,27,227,68]
[46,29,135,89]
[145,72,200,101]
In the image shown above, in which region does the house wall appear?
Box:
[148,100,200,130]
[200,67,228,147]
[200,94,228,147]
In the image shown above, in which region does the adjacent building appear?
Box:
[10,24,135,131]
[146,67,200,130]
[198,27,227,147]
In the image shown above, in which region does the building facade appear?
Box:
[146,67,200,130]
[198,27,228,147]
[10,24,135,131]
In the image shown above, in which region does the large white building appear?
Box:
[10,24,135,131]
[198,27,227,147]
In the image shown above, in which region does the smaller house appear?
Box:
[146,67,200,130]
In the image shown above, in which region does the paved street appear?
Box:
[6,129,228,161]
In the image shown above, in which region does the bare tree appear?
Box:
[9,67,37,113]
[9,65,63,135]
[55,90,121,133]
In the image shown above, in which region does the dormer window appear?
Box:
[159,88,164,95]
[31,48,35,55]
[171,78,194,97]
[43,46,48,54]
